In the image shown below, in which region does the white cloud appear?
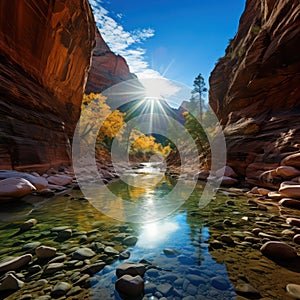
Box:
[89,0,158,78]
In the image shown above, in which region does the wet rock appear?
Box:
[178,255,194,264]
[48,254,66,264]
[0,273,24,291]
[293,234,300,244]
[17,294,32,300]
[220,235,235,245]
[0,178,36,198]
[115,275,144,297]
[22,242,41,253]
[281,153,300,169]
[267,191,283,200]
[51,281,72,297]
[81,262,105,274]
[186,274,206,285]
[91,242,105,253]
[163,248,179,256]
[157,283,173,296]
[260,241,298,261]
[122,236,138,246]
[74,274,90,287]
[258,232,279,241]
[43,262,64,275]
[19,219,38,232]
[235,283,260,297]
[72,248,96,260]
[28,264,42,274]
[50,226,70,233]
[57,229,72,240]
[104,246,119,256]
[145,282,157,294]
[279,183,300,199]
[66,285,82,296]
[116,262,146,278]
[276,166,300,179]
[211,276,230,290]
[119,251,131,260]
[209,240,223,249]
[35,245,57,259]
[279,198,300,209]
[47,174,73,186]
[257,188,270,196]
[286,283,300,299]
[0,254,32,273]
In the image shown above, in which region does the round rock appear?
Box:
[260,241,298,261]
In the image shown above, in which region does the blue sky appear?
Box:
[89,0,245,95]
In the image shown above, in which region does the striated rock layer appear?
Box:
[209,0,300,187]
[85,31,136,94]
[0,0,95,172]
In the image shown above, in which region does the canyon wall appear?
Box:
[85,31,136,94]
[209,0,300,186]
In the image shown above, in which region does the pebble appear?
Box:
[104,246,119,256]
[116,262,146,278]
[293,234,300,244]
[57,229,72,240]
[22,242,41,252]
[163,248,179,256]
[0,273,24,291]
[19,219,38,232]
[43,262,64,275]
[211,276,230,290]
[81,262,105,274]
[115,275,144,297]
[72,248,96,260]
[235,283,260,297]
[66,285,82,296]
[286,283,300,299]
[220,234,234,244]
[0,254,32,273]
[35,245,57,259]
[286,218,300,227]
[157,283,173,296]
[51,281,72,297]
[119,251,131,260]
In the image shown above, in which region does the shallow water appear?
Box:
[1,163,300,299]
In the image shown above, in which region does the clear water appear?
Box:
[1,163,300,299]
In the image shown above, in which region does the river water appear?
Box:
[1,163,300,299]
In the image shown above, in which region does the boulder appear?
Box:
[0,254,32,273]
[0,171,48,191]
[276,166,300,179]
[115,275,144,297]
[281,153,300,168]
[46,174,73,186]
[260,241,298,261]
[279,183,300,199]
[0,178,36,198]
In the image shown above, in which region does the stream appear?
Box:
[1,163,300,299]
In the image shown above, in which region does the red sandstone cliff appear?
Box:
[0,0,95,172]
[209,0,300,187]
[85,31,136,94]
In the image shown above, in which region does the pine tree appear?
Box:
[192,73,207,122]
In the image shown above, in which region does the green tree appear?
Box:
[192,73,207,122]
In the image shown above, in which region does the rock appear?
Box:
[163,248,179,256]
[293,234,300,244]
[0,254,32,273]
[22,242,41,252]
[19,219,38,232]
[220,234,234,244]
[43,263,64,275]
[286,218,300,227]
[81,262,105,274]
[0,273,24,291]
[17,294,32,300]
[115,275,144,297]
[57,229,72,240]
[194,170,210,180]
[0,171,48,191]
[72,248,96,260]
[0,178,36,198]
[90,242,105,253]
[209,240,223,249]
[235,283,260,297]
[279,198,300,209]
[211,276,230,290]
[157,283,173,296]
[286,283,300,299]
[51,282,72,297]
[216,166,238,178]
[119,251,131,260]
[276,166,300,179]
[260,241,298,261]
[281,153,300,168]
[217,176,238,186]
[66,286,82,296]
[279,183,300,199]
[104,246,119,256]
[35,246,57,259]
[186,274,205,285]
[116,262,146,278]
[48,254,66,264]
[122,236,138,246]
[267,191,283,200]
[28,264,42,274]
[47,174,73,186]
[257,188,270,196]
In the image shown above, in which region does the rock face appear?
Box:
[209,0,300,186]
[0,0,95,172]
[85,31,136,94]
